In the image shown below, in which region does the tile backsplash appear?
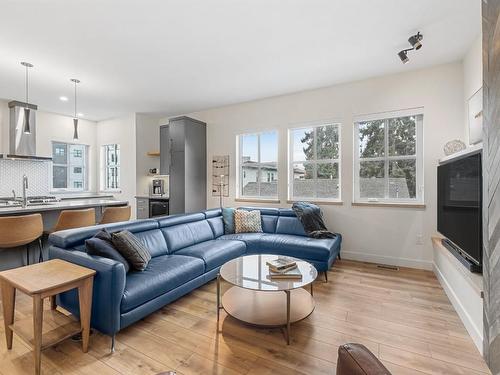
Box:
[0,159,51,197]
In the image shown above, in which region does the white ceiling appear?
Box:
[0,0,480,121]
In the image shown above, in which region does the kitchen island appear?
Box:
[0,197,128,270]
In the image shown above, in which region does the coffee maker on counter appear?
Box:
[151,179,166,196]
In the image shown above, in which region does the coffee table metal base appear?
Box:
[219,285,315,344]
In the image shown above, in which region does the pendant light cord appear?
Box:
[74,80,77,119]
[25,64,29,105]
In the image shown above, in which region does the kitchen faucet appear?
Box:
[22,175,28,208]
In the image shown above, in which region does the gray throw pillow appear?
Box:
[111,230,151,271]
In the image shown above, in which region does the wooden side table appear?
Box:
[0,259,96,375]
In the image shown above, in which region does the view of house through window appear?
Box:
[238,131,278,198]
[289,124,340,200]
[354,111,423,202]
[52,142,88,190]
[103,144,121,190]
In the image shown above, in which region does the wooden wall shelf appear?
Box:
[146,151,160,157]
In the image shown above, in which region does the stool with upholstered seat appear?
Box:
[0,213,44,265]
[99,205,131,224]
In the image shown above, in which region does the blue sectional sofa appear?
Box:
[48,207,341,346]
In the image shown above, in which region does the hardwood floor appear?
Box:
[0,259,491,374]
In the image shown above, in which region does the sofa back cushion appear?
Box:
[160,214,215,254]
[133,229,169,257]
[276,208,307,236]
[207,217,224,238]
[48,219,159,249]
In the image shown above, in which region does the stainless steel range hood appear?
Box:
[0,101,52,161]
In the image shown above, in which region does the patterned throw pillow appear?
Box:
[111,230,152,271]
[234,209,263,233]
[222,207,235,234]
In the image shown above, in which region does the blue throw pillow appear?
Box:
[222,207,235,234]
[86,231,130,273]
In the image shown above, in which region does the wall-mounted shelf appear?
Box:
[146,151,160,157]
[147,173,168,177]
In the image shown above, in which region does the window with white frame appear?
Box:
[52,142,89,190]
[354,110,423,203]
[238,131,278,198]
[288,123,341,201]
[102,144,120,190]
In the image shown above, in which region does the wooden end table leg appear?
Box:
[78,277,93,353]
[1,282,16,349]
[50,296,57,310]
[33,294,43,375]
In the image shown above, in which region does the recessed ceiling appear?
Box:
[0,0,480,121]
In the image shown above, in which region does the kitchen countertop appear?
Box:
[0,199,128,215]
[135,195,169,200]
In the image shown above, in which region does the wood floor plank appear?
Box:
[0,259,490,375]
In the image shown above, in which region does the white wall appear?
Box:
[96,114,137,217]
[177,62,465,270]
[463,35,483,145]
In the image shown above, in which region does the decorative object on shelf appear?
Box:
[70,78,81,140]
[20,62,34,134]
[468,87,483,145]
[212,155,229,200]
[443,139,466,156]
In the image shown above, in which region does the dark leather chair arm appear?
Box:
[336,343,392,375]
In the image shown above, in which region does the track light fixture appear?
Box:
[408,32,423,50]
[397,31,423,64]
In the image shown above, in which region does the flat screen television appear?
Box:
[437,152,482,272]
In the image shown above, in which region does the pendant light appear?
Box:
[70,78,80,140]
[20,62,34,134]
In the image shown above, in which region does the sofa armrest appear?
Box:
[336,343,391,375]
[49,246,126,336]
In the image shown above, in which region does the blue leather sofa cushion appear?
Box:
[121,254,205,313]
[176,240,246,271]
[133,229,169,257]
[157,213,206,228]
[276,216,307,236]
[49,219,159,249]
[161,220,214,252]
[261,215,278,233]
[204,208,222,219]
[259,234,340,261]
[217,233,264,252]
[207,217,224,238]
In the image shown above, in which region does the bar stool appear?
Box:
[99,205,131,224]
[50,208,96,232]
[0,213,43,265]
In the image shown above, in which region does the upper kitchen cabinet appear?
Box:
[160,116,206,214]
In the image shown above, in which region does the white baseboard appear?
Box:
[341,250,433,270]
[433,262,483,354]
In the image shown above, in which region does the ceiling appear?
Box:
[0,0,480,121]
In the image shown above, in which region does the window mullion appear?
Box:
[384,119,389,199]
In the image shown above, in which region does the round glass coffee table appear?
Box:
[217,254,317,344]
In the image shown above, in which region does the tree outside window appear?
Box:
[289,124,341,200]
[355,112,423,202]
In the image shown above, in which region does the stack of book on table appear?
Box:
[266,257,302,280]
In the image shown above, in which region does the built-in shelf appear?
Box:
[439,143,482,164]
[146,151,160,157]
[147,173,168,177]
